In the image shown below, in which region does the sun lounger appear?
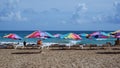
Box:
[79,44,84,49]
[66,43,72,49]
[66,40,78,49]
[41,43,56,49]
[14,43,25,49]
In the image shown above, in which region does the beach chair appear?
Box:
[41,43,52,49]
[65,43,71,49]
[79,44,84,49]
[14,43,25,49]
[37,44,43,49]
[66,40,78,49]
[67,40,84,49]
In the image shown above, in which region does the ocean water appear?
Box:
[0,31,116,45]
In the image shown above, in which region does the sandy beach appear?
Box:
[0,48,120,68]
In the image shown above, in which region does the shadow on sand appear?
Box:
[96,52,120,54]
[11,51,42,54]
[50,48,98,51]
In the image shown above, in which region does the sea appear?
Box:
[0,31,116,45]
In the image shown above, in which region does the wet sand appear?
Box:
[0,49,120,68]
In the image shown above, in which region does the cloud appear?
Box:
[38,8,69,24]
[40,8,61,15]
[92,1,120,24]
[112,1,120,23]
[70,3,88,24]
[0,0,27,22]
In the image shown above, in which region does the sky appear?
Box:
[0,0,120,31]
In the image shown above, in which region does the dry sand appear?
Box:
[0,49,120,68]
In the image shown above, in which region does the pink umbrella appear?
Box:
[3,33,22,40]
[25,31,47,38]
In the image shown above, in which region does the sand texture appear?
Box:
[0,49,120,68]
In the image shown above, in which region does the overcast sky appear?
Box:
[0,0,120,31]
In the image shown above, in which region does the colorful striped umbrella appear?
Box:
[25,31,47,38]
[25,31,54,39]
[112,33,120,38]
[80,33,89,37]
[26,31,40,38]
[61,33,82,40]
[54,34,62,38]
[90,31,110,38]
[3,33,22,40]
[115,35,120,38]
[111,30,120,34]
[44,32,54,38]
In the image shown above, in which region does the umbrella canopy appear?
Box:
[90,31,109,38]
[61,33,82,40]
[44,32,54,38]
[25,31,47,38]
[80,33,88,37]
[115,35,120,38]
[111,30,120,34]
[54,34,62,38]
[111,33,120,38]
[3,33,22,40]
[25,31,54,39]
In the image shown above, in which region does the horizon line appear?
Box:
[0,29,116,31]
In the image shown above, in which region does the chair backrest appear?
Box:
[17,43,24,46]
[69,40,77,45]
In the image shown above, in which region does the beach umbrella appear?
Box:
[111,33,120,38]
[44,32,54,38]
[90,32,100,36]
[100,32,110,36]
[79,33,89,37]
[60,33,69,39]
[115,35,120,38]
[111,30,120,34]
[3,33,22,40]
[80,33,88,37]
[110,30,120,39]
[54,34,62,38]
[89,31,110,39]
[25,31,47,38]
[61,33,82,40]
